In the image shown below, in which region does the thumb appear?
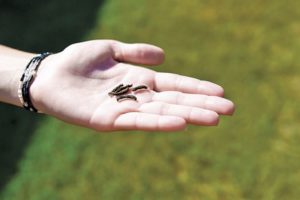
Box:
[110,41,165,66]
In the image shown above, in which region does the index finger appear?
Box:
[154,72,224,96]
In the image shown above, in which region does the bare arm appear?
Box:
[0,45,35,106]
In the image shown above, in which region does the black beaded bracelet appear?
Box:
[18,52,52,112]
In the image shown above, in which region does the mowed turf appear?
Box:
[1,0,300,199]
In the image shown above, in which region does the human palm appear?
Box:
[31,40,234,132]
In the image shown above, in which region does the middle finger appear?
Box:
[152,91,234,115]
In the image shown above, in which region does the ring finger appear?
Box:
[138,101,219,126]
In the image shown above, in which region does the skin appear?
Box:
[0,40,235,132]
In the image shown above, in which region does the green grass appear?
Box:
[1,0,300,199]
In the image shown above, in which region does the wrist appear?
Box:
[29,53,56,113]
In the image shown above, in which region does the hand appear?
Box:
[30,40,234,132]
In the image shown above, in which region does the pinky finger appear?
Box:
[113,112,186,132]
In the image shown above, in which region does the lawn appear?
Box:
[1,0,300,199]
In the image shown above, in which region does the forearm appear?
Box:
[0,45,35,107]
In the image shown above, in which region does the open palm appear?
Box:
[31,40,234,132]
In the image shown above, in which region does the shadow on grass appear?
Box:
[0,0,105,192]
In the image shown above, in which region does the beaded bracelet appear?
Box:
[18,52,52,112]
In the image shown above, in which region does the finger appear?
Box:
[152,91,235,115]
[139,102,219,126]
[114,112,186,131]
[154,72,224,96]
[110,41,165,65]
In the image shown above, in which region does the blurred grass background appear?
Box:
[1,0,300,199]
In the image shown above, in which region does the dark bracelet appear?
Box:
[18,52,52,112]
